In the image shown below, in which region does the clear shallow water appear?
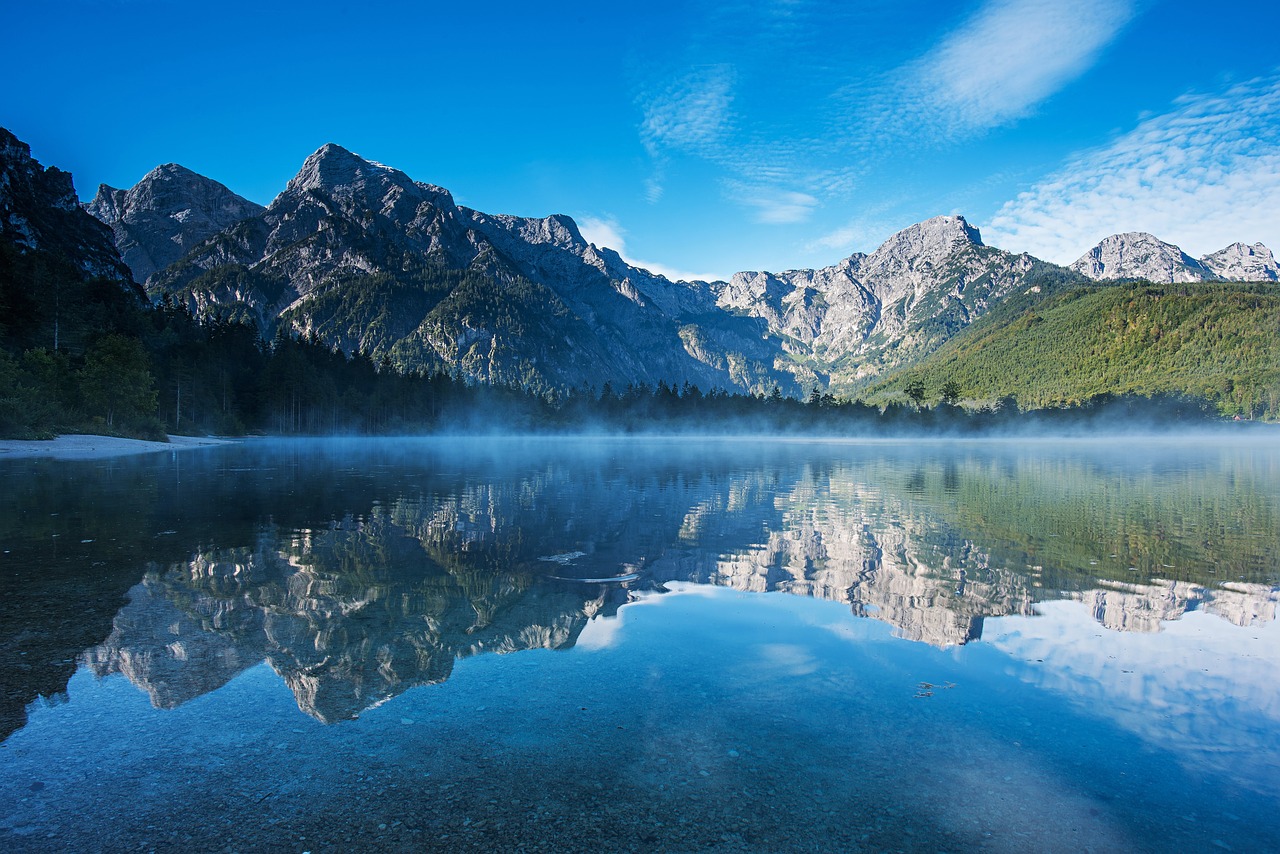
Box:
[0,437,1278,852]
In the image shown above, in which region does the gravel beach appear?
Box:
[0,434,233,460]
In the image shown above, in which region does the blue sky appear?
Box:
[5,0,1280,280]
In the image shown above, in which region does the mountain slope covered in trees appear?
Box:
[866,281,1280,419]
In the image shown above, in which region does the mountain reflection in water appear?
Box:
[63,438,1279,724]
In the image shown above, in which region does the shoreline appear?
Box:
[0,434,235,461]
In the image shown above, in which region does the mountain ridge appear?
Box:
[70,135,1280,396]
[114,143,1079,394]
[1071,231,1280,283]
[1,128,134,285]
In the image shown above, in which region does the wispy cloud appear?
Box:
[577,214,729,282]
[637,64,736,206]
[637,63,841,224]
[882,0,1135,139]
[639,65,735,158]
[984,74,1280,263]
[643,174,664,204]
[725,181,819,224]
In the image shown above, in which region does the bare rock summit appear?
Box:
[1071,232,1280,283]
[86,163,264,286]
[1201,241,1280,282]
[1069,232,1213,283]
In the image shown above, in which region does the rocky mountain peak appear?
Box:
[86,183,127,223]
[475,211,587,251]
[84,160,265,285]
[864,215,984,271]
[287,143,405,194]
[0,128,79,214]
[1070,232,1212,283]
[0,126,132,283]
[288,143,380,190]
[1201,241,1280,282]
[545,213,585,245]
[281,142,455,214]
[0,127,26,160]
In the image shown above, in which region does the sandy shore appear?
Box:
[0,434,235,460]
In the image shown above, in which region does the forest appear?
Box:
[867,281,1280,419]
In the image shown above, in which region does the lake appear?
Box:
[1,436,1278,852]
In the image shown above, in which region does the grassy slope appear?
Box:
[865,281,1280,419]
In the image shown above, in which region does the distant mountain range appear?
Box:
[1069,231,1280,283]
[3,126,1277,399]
[80,138,1278,395]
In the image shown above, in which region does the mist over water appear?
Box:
[1,436,1277,851]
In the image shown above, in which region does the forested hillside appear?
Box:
[867,282,1280,419]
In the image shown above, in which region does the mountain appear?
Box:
[139,146,1070,395]
[0,128,147,362]
[1071,232,1280,283]
[1070,232,1214,282]
[85,163,264,286]
[68,137,1276,399]
[1201,241,1280,281]
[716,215,1075,391]
[0,128,132,284]
[865,280,1280,418]
[147,143,788,394]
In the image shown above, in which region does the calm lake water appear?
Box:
[1,436,1278,852]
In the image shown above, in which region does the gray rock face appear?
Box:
[1201,241,1280,281]
[716,216,1042,388]
[150,143,790,393]
[1070,232,1213,283]
[1070,579,1280,634]
[464,209,718,318]
[135,146,1071,394]
[135,142,1280,396]
[85,163,264,286]
[0,127,132,283]
[1071,233,1280,283]
[149,143,499,329]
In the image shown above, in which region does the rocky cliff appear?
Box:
[86,163,264,286]
[70,135,1279,395]
[1071,232,1280,283]
[129,147,1073,395]
[0,128,133,284]
[1201,241,1280,281]
[716,216,1051,388]
[144,143,787,393]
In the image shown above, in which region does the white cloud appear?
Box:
[809,224,861,254]
[637,65,736,207]
[643,175,664,204]
[639,64,736,157]
[984,75,1280,263]
[725,181,819,224]
[756,643,819,676]
[897,0,1135,137]
[577,215,728,283]
[577,216,627,256]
